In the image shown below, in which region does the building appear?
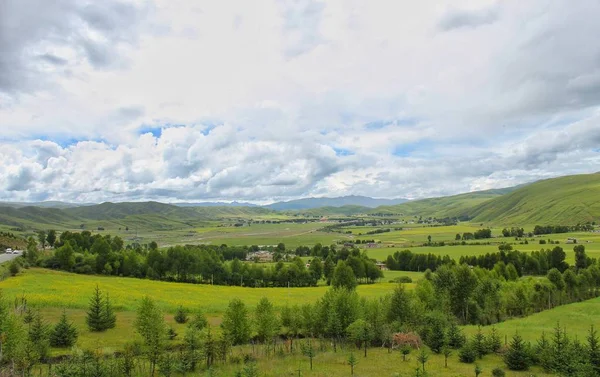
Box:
[376,262,388,271]
[566,238,578,244]
[246,250,274,262]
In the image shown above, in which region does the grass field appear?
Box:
[0,268,401,314]
[464,295,600,343]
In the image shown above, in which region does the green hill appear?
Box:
[0,202,280,232]
[293,205,371,217]
[369,190,507,219]
[470,172,600,225]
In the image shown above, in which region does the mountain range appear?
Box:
[0,172,599,231]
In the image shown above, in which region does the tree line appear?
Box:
[23,232,383,288]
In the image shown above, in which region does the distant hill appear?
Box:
[174,201,257,207]
[369,190,506,219]
[0,202,277,232]
[469,173,600,225]
[294,205,371,217]
[265,195,408,210]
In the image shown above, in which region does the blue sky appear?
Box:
[0,0,600,203]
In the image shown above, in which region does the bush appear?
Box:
[459,343,477,363]
[491,368,505,377]
[9,261,20,276]
[174,305,189,324]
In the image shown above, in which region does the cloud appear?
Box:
[0,0,149,94]
[438,5,500,31]
[1,0,600,203]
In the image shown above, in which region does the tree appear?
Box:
[55,242,76,271]
[401,345,411,361]
[486,327,502,353]
[473,327,487,359]
[417,349,429,372]
[574,245,588,271]
[504,333,530,371]
[442,346,452,367]
[309,257,324,284]
[427,319,447,353]
[331,260,357,290]
[475,364,483,377]
[447,321,466,348]
[347,353,358,376]
[46,230,57,248]
[28,310,50,362]
[459,342,477,363]
[104,292,117,329]
[25,237,38,265]
[135,296,166,377]
[254,297,280,344]
[174,305,189,324]
[50,310,78,347]
[346,319,373,357]
[9,260,20,276]
[301,340,316,370]
[221,298,251,345]
[588,325,600,375]
[189,308,208,330]
[37,230,47,249]
[324,255,335,285]
[86,285,107,332]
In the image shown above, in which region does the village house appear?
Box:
[246,250,274,262]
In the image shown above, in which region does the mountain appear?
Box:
[265,195,408,210]
[0,202,277,232]
[174,201,257,207]
[468,173,600,224]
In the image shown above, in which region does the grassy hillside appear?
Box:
[293,205,370,216]
[470,172,600,224]
[370,190,503,218]
[0,202,280,233]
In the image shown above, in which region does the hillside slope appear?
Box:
[369,190,507,219]
[469,173,600,224]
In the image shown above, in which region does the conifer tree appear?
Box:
[104,292,117,329]
[174,305,189,324]
[504,333,530,371]
[86,285,106,331]
[447,321,466,349]
[28,310,50,361]
[347,353,358,376]
[588,325,600,375]
[50,310,78,347]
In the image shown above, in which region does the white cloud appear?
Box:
[1,0,599,202]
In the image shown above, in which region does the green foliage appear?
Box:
[174,305,189,324]
[9,260,20,276]
[503,333,530,371]
[416,349,429,372]
[221,298,251,345]
[459,342,477,363]
[50,310,78,347]
[331,260,357,290]
[347,353,358,375]
[254,297,280,343]
[86,285,116,332]
[189,308,208,330]
[491,367,505,377]
[447,321,466,349]
[135,296,166,376]
[486,327,502,353]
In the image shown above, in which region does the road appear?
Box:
[0,252,21,263]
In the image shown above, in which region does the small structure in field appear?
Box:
[376,262,388,271]
[246,250,274,262]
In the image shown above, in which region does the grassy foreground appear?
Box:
[0,268,401,314]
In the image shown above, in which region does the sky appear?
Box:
[1,0,600,204]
